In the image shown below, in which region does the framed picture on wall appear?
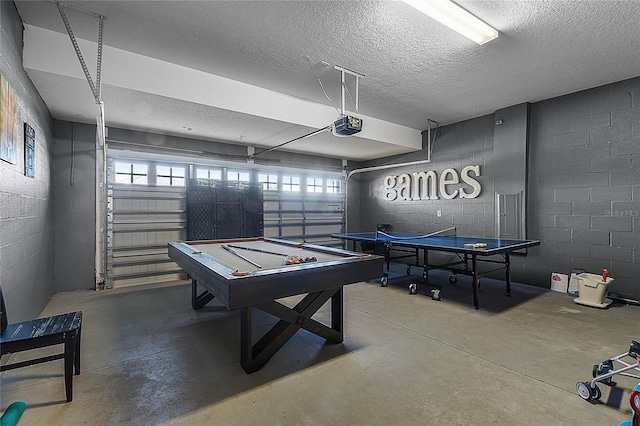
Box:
[0,74,18,164]
[24,123,35,178]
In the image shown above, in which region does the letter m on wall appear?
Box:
[412,171,438,200]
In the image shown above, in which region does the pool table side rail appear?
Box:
[168,241,384,309]
[181,236,368,257]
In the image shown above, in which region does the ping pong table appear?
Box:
[332,230,540,309]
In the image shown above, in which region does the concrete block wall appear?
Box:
[52,121,97,292]
[0,1,55,321]
[527,77,640,299]
[355,76,640,301]
[356,114,495,238]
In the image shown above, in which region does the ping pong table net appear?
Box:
[375,227,457,241]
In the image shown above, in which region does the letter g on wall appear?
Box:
[383,175,398,201]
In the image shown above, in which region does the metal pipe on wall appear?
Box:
[344,158,432,233]
[343,120,438,233]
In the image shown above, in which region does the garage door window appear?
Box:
[115,162,148,185]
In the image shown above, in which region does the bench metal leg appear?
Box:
[64,332,77,402]
[75,325,82,375]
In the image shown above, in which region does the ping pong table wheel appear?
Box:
[449,275,457,284]
[380,277,388,287]
[406,266,411,275]
[430,289,442,301]
[408,283,417,294]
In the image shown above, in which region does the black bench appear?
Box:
[0,286,82,402]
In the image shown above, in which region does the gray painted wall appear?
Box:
[528,77,640,299]
[52,121,96,292]
[355,114,495,237]
[0,1,55,321]
[494,103,529,240]
[355,77,640,301]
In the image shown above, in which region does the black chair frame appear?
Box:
[0,285,82,402]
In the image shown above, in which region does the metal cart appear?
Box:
[577,340,640,402]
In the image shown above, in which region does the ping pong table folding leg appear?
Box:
[472,255,480,309]
[240,287,344,374]
[505,253,512,297]
[422,249,429,282]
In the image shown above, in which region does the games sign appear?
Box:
[383,165,481,201]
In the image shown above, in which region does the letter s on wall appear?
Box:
[460,165,481,199]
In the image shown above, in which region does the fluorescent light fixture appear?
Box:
[402,0,498,45]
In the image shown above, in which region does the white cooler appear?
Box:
[573,272,613,308]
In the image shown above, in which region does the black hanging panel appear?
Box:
[186,179,263,240]
[242,185,264,238]
[187,204,214,240]
[186,179,216,240]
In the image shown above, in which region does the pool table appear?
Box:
[168,237,383,373]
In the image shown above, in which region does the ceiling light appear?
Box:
[402,0,498,45]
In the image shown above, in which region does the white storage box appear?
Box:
[573,273,613,308]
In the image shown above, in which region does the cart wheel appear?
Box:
[408,283,417,295]
[449,275,457,284]
[381,277,388,287]
[576,382,593,401]
[592,364,599,378]
[590,384,601,400]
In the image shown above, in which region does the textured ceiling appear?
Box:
[13,0,640,161]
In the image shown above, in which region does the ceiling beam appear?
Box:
[23,25,422,151]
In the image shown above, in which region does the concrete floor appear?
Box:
[1,267,638,425]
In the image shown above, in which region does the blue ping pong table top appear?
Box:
[332,232,540,255]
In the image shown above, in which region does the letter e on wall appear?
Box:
[439,168,459,200]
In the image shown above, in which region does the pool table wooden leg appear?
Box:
[240,287,344,374]
[240,306,254,372]
[191,279,215,309]
[330,287,343,341]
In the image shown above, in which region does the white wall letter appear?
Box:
[398,174,412,200]
[439,168,459,200]
[460,165,481,198]
[383,175,398,201]
[412,171,439,200]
